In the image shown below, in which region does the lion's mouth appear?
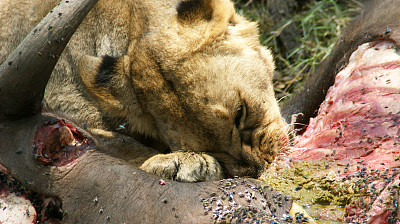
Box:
[209,150,265,179]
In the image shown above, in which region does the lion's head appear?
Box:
[79,0,288,178]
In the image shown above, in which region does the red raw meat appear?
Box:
[34,119,94,166]
[280,40,400,223]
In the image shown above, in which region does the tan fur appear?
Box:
[0,0,288,182]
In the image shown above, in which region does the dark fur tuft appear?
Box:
[176,0,212,21]
[177,0,202,15]
[95,55,117,87]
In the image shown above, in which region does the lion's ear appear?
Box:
[79,55,134,112]
[176,0,234,23]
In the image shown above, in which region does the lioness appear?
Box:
[0,0,288,182]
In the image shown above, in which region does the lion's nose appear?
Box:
[259,131,289,163]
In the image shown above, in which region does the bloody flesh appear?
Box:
[33,119,93,166]
[281,40,400,223]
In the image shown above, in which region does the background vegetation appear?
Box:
[234,0,363,101]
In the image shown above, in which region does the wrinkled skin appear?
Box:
[0,114,294,223]
[0,0,288,182]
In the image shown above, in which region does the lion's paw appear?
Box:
[140,152,223,182]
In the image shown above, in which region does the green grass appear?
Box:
[234,0,363,100]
